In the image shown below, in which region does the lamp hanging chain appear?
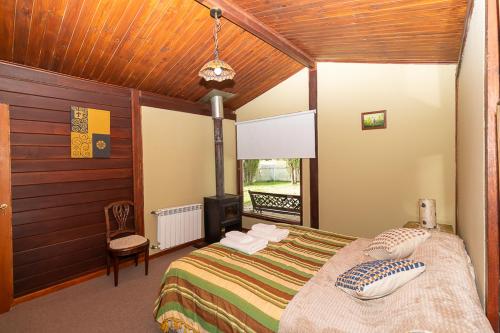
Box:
[213,15,221,60]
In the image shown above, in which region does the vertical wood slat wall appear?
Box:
[0,63,134,297]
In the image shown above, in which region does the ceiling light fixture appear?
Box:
[199,8,235,82]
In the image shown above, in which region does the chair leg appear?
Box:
[106,252,110,276]
[113,256,119,287]
[145,247,149,276]
[134,254,139,266]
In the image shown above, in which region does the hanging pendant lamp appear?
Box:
[199,8,236,82]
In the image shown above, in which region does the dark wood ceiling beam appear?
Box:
[456,0,474,77]
[194,0,315,68]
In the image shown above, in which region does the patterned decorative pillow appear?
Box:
[364,228,430,259]
[335,259,426,299]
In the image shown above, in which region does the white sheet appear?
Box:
[279,232,493,333]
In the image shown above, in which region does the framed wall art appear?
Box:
[71,106,111,158]
[361,110,387,130]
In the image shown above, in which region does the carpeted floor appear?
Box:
[0,246,194,333]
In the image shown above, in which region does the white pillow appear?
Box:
[364,228,430,259]
[335,259,426,299]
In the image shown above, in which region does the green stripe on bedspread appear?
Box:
[154,224,355,333]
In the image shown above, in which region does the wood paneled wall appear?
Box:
[0,62,133,297]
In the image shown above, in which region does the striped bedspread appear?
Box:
[154,224,355,333]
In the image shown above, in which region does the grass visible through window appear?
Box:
[242,159,301,223]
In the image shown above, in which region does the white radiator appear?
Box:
[152,204,203,250]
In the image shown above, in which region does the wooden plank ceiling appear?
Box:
[0,0,303,109]
[234,0,468,63]
[0,0,468,108]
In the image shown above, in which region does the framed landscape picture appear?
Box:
[361,110,387,130]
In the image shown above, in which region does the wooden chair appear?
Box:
[104,200,149,286]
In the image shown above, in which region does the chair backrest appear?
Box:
[104,200,136,243]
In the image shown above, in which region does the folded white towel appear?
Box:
[252,223,277,232]
[247,228,289,243]
[220,237,268,255]
[225,231,254,244]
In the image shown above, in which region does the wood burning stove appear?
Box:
[204,194,242,243]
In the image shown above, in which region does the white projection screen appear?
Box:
[236,110,316,160]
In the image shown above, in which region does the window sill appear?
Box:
[242,212,301,226]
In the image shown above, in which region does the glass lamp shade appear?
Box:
[199,59,235,82]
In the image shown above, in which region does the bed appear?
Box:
[153,225,355,332]
[154,225,492,333]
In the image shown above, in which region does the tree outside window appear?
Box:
[242,159,301,223]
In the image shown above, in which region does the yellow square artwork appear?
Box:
[70,132,92,158]
[70,106,111,158]
[87,108,111,135]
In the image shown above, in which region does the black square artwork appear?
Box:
[92,134,111,158]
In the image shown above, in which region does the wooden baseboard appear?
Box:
[12,269,106,306]
[149,238,201,259]
[12,238,201,307]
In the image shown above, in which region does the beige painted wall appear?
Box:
[236,64,456,238]
[318,63,456,238]
[236,68,311,228]
[141,106,236,253]
[456,0,486,305]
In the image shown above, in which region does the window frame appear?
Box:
[237,159,303,225]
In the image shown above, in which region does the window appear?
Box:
[236,110,315,225]
[242,159,301,224]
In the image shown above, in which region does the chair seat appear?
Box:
[109,235,148,250]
